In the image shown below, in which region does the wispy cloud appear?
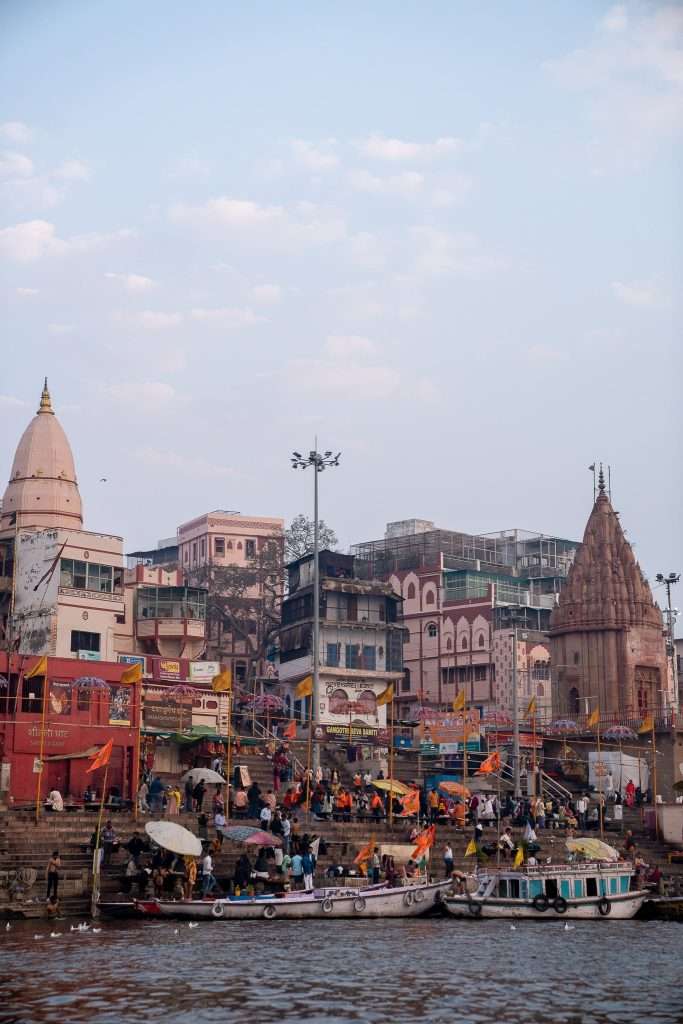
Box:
[105,272,156,293]
[348,169,424,197]
[54,159,91,181]
[0,219,134,262]
[16,286,38,297]
[106,381,177,405]
[612,278,669,309]
[291,139,339,171]
[47,323,74,336]
[0,151,34,179]
[0,121,31,144]
[412,227,504,277]
[170,196,346,248]
[134,446,236,478]
[359,134,466,161]
[0,394,27,408]
[190,307,267,327]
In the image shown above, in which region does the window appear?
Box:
[326,643,340,667]
[461,635,468,650]
[245,540,256,559]
[401,667,411,692]
[227,540,233,550]
[574,879,584,898]
[569,687,580,716]
[477,633,486,649]
[21,676,44,714]
[445,636,453,651]
[425,590,435,606]
[200,539,206,559]
[406,582,416,599]
[345,644,360,669]
[215,537,225,556]
[183,547,189,563]
[573,651,580,665]
[473,665,487,682]
[586,877,597,897]
[192,542,197,563]
[426,622,437,638]
[70,630,100,654]
[362,645,376,670]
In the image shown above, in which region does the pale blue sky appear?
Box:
[1,2,681,596]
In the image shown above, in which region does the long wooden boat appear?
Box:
[135,879,450,921]
[444,861,647,920]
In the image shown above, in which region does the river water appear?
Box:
[1,918,681,1024]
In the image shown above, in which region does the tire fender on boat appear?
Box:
[552,897,568,915]
[211,901,225,919]
[597,898,611,917]
[353,897,366,913]
[403,891,415,908]
[532,895,549,913]
[263,904,277,920]
[321,898,334,914]
[413,889,426,904]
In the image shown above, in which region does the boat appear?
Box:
[135,878,450,921]
[444,861,648,920]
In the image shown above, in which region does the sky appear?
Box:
[0,2,681,598]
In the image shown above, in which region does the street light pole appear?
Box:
[511,627,521,798]
[291,445,341,775]
[656,572,680,713]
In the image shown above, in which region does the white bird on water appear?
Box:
[188,922,199,929]
[510,924,516,931]
[564,923,575,931]
[5,922,10,931]
[50,932,61,939]
[92,928,102,934]
[33,934,43,941]
[174,929,179,935]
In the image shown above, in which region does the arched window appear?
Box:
[536,683,545,698]
[637,688,648,712]
[573,651,580,665]
[445,636,453,651]
[461,635,468,651]
[425,589,435,606]
[227,541,233,550]
[237,541,243,550]
[477,633,485,648]
[406,582,416,599]
[568,687,580,716]
[426,622,437,638]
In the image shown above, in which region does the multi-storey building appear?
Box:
[352,519,579,719]
[278,551,404,743]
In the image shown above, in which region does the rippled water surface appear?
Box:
[1,917,681,1024]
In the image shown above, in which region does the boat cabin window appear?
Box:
[574,879,584,898]
[509,878,520,899]
[599,879,607,897]
[546,879,558,899]
[520,880,528,899]
[560,880,571,899]
[529,879,543,898]
[586,877,598,897]
[620,876,629,894]
[609,877,618,896]
[497,880,508,897]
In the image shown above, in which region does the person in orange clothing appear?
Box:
[370,791,385,822]
[428,788,440,823]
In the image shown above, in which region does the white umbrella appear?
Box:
[145,821,203,857]
[180,767,226,785]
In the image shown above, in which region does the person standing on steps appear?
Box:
[443,843,454,878]
[46,850,60,901]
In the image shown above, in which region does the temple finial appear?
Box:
[598,463,606,495]
[38,377,53,414]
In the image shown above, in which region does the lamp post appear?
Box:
[291,445,341,774]
[655,572,679,713]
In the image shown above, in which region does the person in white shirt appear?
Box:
[281,815,291,853]
[202,851,217,895]
[46,789,64,812]
[214,811,226,847]
[260,805,272,830]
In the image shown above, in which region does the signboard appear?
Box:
[315,723,389,745]
[494,731,544,750]
[419,709,481,745]
[118,654,145,667]
[143,689,194,731]
[13,529,61,656]
[159,659,181,680]
[33,758,42,774]
[78,651,101,661]
[109,685,131,726]
[189,661,220,683]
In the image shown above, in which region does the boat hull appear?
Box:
[136,881,450,921]
[444,892,647,920]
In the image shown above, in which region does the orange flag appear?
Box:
[476,750,501,774]
[354,834,376,866]
[283,720,297,740]
[400,788,420,816]
[86,738,113,774]
[411,824,436,860]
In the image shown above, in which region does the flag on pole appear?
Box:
[411,824,436,860]
[86,738,113,773]
[452,690,466,712]
[587,707,600,728]
[638,715,654,735]
[295,675,313,699]
[464,839,478,857]
[25,655,48,679]
[513,846,524,868]
[476,751,501,774]
[527,696,537,716]
[211,669,232,693]
[400,788,420,816]
[353,834,376,866]
[120,662,143,686]
[376,682,394,706]
[283,719,297,740]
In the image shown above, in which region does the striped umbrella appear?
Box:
[74,676,111,690]
[602,725,637,742]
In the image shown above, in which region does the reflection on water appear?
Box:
[1,918,681,1024]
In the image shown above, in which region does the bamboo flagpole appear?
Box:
[91,762,109,919]
[389,691,395,829]
[34,674,49,825]
[651,718,658,839]
[225,690,233,819]
[305,693,314,817]
[133,686,142,823]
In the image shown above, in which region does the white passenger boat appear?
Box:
[136,878,450,921]
[444,861,647,920]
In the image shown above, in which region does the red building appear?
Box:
[0,653,141,806]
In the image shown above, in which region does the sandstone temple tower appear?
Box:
[550,468,669,719]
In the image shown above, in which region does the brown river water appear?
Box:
[0,917,681,1024]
